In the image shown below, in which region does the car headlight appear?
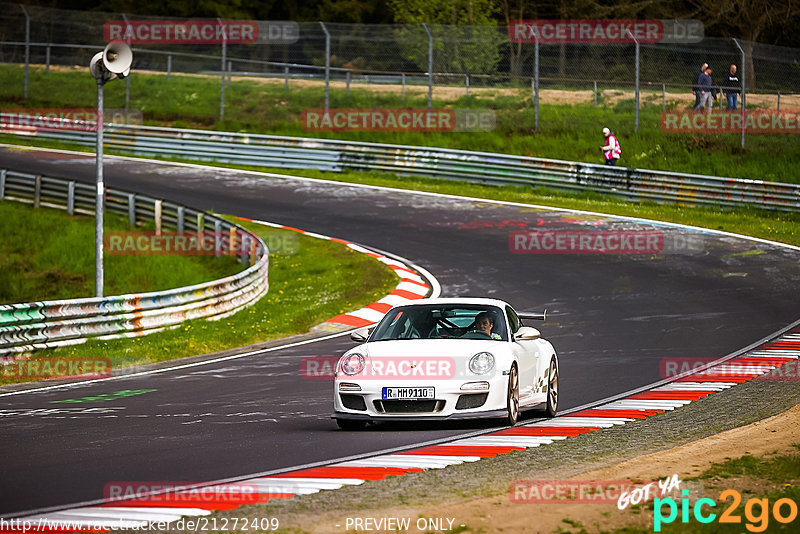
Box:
[469,352,495,375]
[339,353,366,376]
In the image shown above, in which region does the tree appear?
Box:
[390,0,503,76]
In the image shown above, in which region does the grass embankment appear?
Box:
[0,64,798,183]
[15,218,398,376]
[0,200,242,304]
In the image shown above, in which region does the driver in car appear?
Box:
[468,311,502,340]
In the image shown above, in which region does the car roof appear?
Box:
[400,297,512,309]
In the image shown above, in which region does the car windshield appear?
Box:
[370,304,508,341]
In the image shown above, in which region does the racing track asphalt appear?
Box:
[1,147,799,516]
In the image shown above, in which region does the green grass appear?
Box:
[0,200,242,304]
[1,64,799,184]
[12,218,398,377]
[652,447,800,533]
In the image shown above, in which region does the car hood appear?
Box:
[354,339,503,358]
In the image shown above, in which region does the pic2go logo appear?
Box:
[654,489,799,532]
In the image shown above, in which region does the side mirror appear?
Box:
[350,327,370,343]
[516,327,541,341]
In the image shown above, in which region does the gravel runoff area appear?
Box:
[183,373,800,533]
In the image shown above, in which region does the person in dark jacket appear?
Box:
[693,66,714,111]
[692,62,708,108]
[724,64,741,110]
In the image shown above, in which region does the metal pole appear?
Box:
[219,17,227,121]
[534,37,539,129]
[777,91,781,113]
[95,79,104,297]
[227,60,232,87]
[423,24,433,109]
[320,22,330,113]
[401,72,406,100]
[733,38,746,148]
[593,81,597,106]
[466,74,469,96]
[628,30,639,133]
[20,4,29,102]
[122,14,131,115]
[346,70,351,96]
[45,45,50,73]
[662,83,666,110]
[167,55,171,80]
[284,66,289,89]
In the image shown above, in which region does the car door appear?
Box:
[507,306,541,404]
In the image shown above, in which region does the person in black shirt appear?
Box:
[724,64,741,110]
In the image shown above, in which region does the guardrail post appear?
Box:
[250,239,258,266]
[284,66,289,89]
[154,199,162,236]
[229,226,237,255]
[0,169,6,199]
[34,174,41,208]
[239,233,248,264]
[346,71,351,96]
[401,73,406,100]
[227,60,232,87]
[128,193,136,226]
[214,220,222,257]
[167,55,172,81]
[177,206,184,233]
[465,74,469,96]
[46,45,51,73]
[67,181,75,215]
[197,212,204,241]
[20,4,30,102]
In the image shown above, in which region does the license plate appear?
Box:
[382,387,435,400]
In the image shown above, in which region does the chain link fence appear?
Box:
[1,3,799,133]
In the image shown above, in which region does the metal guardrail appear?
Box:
[0,169,269,357]
[11,121,800,212]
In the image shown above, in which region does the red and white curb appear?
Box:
[238,218,435,329]
[7,330,799,532]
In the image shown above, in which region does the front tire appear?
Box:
[544,356,558,417]
[336,419,366,430]
[506,364,520,425]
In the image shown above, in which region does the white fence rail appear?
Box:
[0,169,269,357]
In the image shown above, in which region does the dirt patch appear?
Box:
[260,398,800,534]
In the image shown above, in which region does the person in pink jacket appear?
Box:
[601,127,621,166]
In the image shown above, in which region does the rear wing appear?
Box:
[518,311,547,322]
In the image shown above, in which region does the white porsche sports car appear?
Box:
[332,298,558,429]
